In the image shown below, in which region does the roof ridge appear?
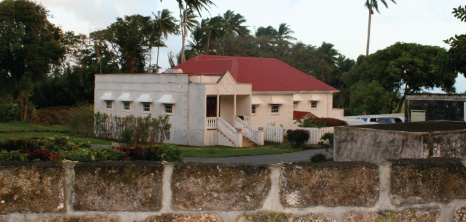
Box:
[199,55,280,61]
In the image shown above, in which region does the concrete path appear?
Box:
[184,148,333,164]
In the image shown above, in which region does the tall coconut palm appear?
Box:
[170,0,215,62]
[277,23,296,43]
[179,9,200,61]
[316,42,338,82]
[365,0,396,56]
[255,26,278,38]
[154,9,178,70]
[222,10,249,37]
[204,16,225,54]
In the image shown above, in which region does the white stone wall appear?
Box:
[95,74,197,145]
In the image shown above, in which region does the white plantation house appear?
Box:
[94,55,343,147]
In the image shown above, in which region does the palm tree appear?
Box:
[222,10,249,37]
[277,23,296,43]
[255,26,278,38]
[171,0,215,62]
[179,9,199,61]
[154,9,178,70]
[316,42,338,82]
[204,16,225,54]
[365,0,396,56]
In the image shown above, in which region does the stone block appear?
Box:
[172,163,270,211]
[345,208,440,222]
[281,162,379,207]
[35,216,120,222]
[238,212,334,222]
[390,159,466,205]
[73,161,163,211]
[335,122,466,161]
[144,214,223,222]
[456,207,466,222]
[0,162,65,214]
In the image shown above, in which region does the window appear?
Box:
[293,101,299,110]
[311,101,318,109]
[251,105,256,114]
[165,131,171,141]
[123,102,130,111]
[271,104,279,113]
[165,104,173,114]
[106,101,112,109]
[143,102,151,112]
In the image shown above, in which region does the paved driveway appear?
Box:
[184,148,333,164]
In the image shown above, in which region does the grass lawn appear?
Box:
[0,121,68,132]
[180,142,301,158]
[0,121,112,145]
[0,122,313,157]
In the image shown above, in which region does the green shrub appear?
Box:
[95,114,171,145]
[0,150,28,161]
[318,133,334,148]
[0,137,183,162]
[28,106,72,125]
[286,129,310,148]
[310,153,331,163]
[58,147,127,162]
[121,128,135,144]
[158,144,184,162]
[0,136,91,152]
[0,103,19,122]
[68,106,94,137]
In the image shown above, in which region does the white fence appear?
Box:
[265,126,335,144]
[291,127,334,144]
[264,125,284,143]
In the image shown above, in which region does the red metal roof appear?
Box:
[167,55,338,92]
[293,111,316,120]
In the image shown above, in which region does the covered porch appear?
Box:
[202,71,263,147]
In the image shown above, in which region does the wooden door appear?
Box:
[206,97,217,117]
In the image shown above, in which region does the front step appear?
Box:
[242,136,256,147]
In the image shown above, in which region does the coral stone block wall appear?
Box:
[334,122,466,162]
[0,160,466,222]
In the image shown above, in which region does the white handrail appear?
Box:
[217,117,239,146]
[206,117,217,129]
[235,117,262,145]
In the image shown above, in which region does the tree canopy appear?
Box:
[445,5,466,77]
[0,0,65,98]
[343,42,456,114]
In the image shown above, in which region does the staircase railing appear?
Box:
[206,117,217,129]
[217,117,240,147]
[235,117,264,145]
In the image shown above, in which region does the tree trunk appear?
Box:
[181,9,188,63]
[149,46,152,73]
[156,45,160,72]
[23,96,28,121]
[366,5,373,56]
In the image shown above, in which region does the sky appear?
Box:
[36,0,466,92]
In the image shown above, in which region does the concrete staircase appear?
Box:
[242,136,256,147]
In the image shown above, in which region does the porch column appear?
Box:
[234,94,237,121]
[216,94,219,117]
